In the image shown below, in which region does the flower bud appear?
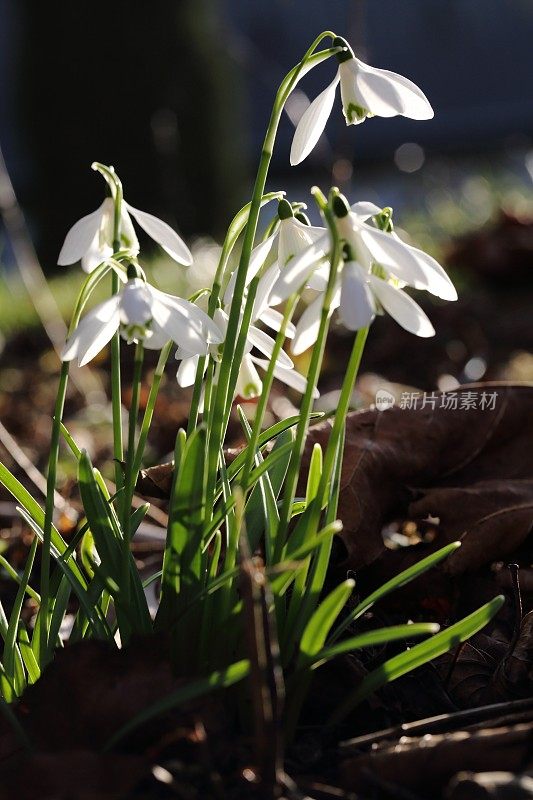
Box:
[342,242,354,262]
[277,198,294,220]
[332,194,350,218]
[375,207,394,232]
[333,36,354,64]
[126,262,144,280]
[295,211,311,226]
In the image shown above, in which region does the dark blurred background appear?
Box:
[1,0,533,266]
[0,0,532,486]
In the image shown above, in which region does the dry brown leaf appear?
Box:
[341,721,533,797]
[304,383,533,571]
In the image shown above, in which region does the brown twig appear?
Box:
[239,501,285,798]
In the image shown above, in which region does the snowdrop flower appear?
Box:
[58,197,193,273]
[290,37,433,166]
[223,199,325,308]
[62,269,222,367]
[285,195,457,354]
[273,197,456,305]
[177,304,317,402]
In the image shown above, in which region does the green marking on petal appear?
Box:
[243,382,260,398]
[122,320,153,344]
[344,103,368,124]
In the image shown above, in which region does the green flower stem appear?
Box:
[39,360,70,664]
[92,163,127,518]
[131,341,173,485]
[316,326,368,510]
[37,254,125,664]
[123,340,144,532]
[239,295,298,490]
[187,354,207,436]
[284,326,369,663]
[223,273,260,428]
[110,172,124,518]
[275,189,343,554]
[187,194,283,436]
[204,34,340,517]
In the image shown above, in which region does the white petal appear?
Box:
[62,295,121,366]
[270,233,329,305]
[142,322,171,351]
[350,58,433,120]
[307,263,329,291]
[119,279,153,325]
[57,203,106,265]
[278,217,316,267]
[291,287,340,356]
[398,238,457,301]
[251,356,319,399]
[177,355,200,388]
[119,206,140,254]
[305,224,329,242]
[252,263,281,321]
[350,201,382,221]
[235,355,262,399]
[369,276,435,337]
[224,230,279,305]
[290,73,340,166]
[359,225,455,299]
[126,203,192,265]
[292,295,323,356]
[247,325,293,368]
[339,262,376,330]
[80,234,113,274]
[339,60,371,125]
[151,287,223,344]
[259,308,296,339]
[147,290,218,355]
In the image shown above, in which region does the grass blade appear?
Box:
[297,578,354,667]
[329,595,505,725]
[330,541,462,643]
[311,623,439,669]
[104,659,250,751]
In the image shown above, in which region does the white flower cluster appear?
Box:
[59,37,455,402]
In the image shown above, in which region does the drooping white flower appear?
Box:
[290,37,433,166]
[223,199,325,309]
[176,305,318,402]
[58,197,193,273]
[272,198,457,306]
[283,195,457,353]
[62,274,222,367]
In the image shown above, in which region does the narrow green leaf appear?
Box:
[305,443,323,506]
[4,537,38,695]
[104,659,250,751]
[227,413,323,482]
[270,522,342,598]
[46,574,71,659]
[329,596,505,725]
[16,506,110,640]
[18,622,41,683]
[239,408,293,558]
[297,579,354,667]
[0,554,40,603]
[330,542,462,643]
[156,427,207,629]
[311,623,439,669]
[203,440,296,548]
[78,451,151,637]
[60,422,82,459]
